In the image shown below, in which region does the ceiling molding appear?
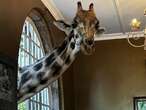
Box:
[95,32,145,41]
[41,0,65,20]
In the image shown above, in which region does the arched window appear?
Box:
[18,17,52,110]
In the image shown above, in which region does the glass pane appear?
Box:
[138,101,146,110]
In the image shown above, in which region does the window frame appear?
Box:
[18,17,53,110]
[134,97,146,110]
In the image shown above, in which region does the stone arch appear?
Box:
[27,8,54,53]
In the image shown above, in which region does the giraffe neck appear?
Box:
[18,31,82,103]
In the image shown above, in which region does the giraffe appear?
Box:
[17,1,105,103]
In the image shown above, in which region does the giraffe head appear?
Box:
[54,2,105,55]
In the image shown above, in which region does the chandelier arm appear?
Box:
[127,34,145,48]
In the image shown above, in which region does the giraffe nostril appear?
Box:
[85,39,94,45]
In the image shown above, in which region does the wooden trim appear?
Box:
[95,31,145,41]
[58,77,64,110]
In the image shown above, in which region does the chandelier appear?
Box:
[127,8,146,50]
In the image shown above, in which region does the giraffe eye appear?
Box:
[72,20,78,28]
[72,23,77,28]
[95,22,99,29]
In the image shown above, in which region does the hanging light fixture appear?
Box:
[127,9,146,49]
[144,8,146,16]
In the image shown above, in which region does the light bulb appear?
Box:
[130,18,141,31]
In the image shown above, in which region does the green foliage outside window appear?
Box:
[18,102,26,110]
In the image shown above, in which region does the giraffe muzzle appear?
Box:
[85,39,94,46]
[81,38,95,55]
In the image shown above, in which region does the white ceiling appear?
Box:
[42,0,146,34]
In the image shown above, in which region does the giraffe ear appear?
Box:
[53,20,72,35]
[89,3,94,11]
